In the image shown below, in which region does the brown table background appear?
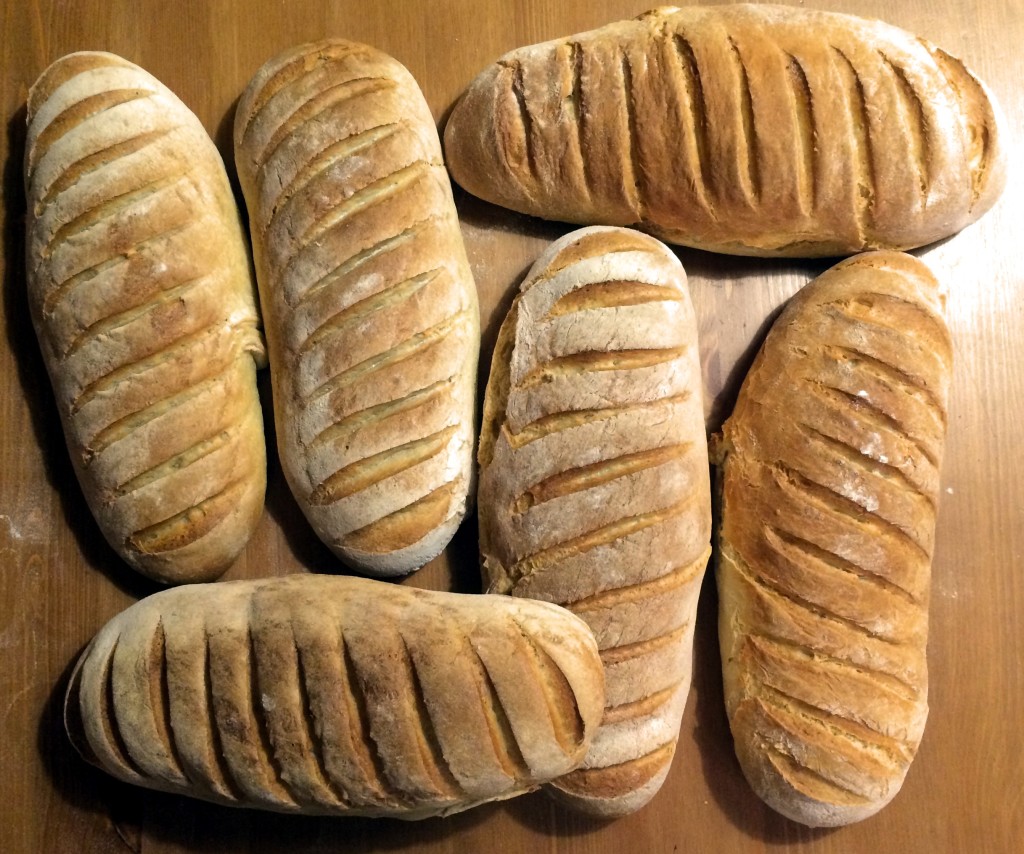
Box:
[2,1,1021,851]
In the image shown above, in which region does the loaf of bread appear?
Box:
[478,227,711,815]
[444,5,1006,257]
[25,52,266,584]
[234,41,479,576]
[713,251,951,826]
[64,574,605,818]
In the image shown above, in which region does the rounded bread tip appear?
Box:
[742,755,895,829]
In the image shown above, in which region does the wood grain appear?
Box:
[1,1,1021,852]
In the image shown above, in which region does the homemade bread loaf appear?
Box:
[478,227,711,815]
[234,41,479,576]
[444,5,1006,257]
[713,251,951,826]
[64,574,604,818]
[25,52,266,584]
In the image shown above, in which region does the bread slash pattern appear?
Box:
[25,52,267,584]
[715,251,952,826]
[234,41,478,576]
[443,5,1006,256]
[65,575,605,818]
[478,226,712,816]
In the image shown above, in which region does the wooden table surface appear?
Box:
[2,1,1021,851]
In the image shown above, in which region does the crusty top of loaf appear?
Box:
[25,51,266,583]
[715,250,951,826]
[479,226,711,604]
[477,226,712,815]
[233,41,479,575]
[444,5,1006,257]
[65,574,605,818]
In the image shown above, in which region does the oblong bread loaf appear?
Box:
[25,51,267,584]
[714,251,952,826]
[444,5,1006,257]
[65,574,605,818]
[234,41,479,576]
[478,226,712,816]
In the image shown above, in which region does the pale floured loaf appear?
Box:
[25,51,267,584]
[64,574,605,818]
[234,41,479,576]
[444,5,1006,257]
[714,251,952,826]
[478,226,711,815]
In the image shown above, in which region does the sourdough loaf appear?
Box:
[234,41,479,576]
[65,574,605,818]
[444,5,1006,257]
[714,251,951,826]
[478,227,711,815]
[25,52,266,584]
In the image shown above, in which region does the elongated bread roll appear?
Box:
[65,574,605,818]
[444,5,1006,257]
[234,41,479,576]
[713,252,951,826]
[25,52,266,584]
[478,227,711,816]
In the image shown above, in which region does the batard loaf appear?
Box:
[713,251,952,826]
[25,52,267,584]
[478,227,712,816]
[64,574,605,818]
[444,5,1006,257]
[234,41,479,576]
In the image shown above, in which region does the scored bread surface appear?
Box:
[478,226,711,816]
[444,4,1006,256]
[714,251,952,826]
[25,52,267,584]
[65,574,605,818]
[234,41,479,576]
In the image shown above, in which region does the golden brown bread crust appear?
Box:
[25,52,267,584]
[64,574,605,818]
[714,251,952,826]
[234,41,479,576]
[444,5,1006,257]
[478,227,711,816]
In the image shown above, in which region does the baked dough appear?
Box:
[25,51,266,584]
[445,5,1006,256]
[235,40,479,576]
[714,251,951,825]
[65,574,605,818]
[478,227,711,815]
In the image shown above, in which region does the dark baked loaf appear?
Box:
[714,251,952,826]
[234,41,479,576]
[65,574,605,818]
[25,52,266,584]
[444,5,1006,257]
[478,227,712,815]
